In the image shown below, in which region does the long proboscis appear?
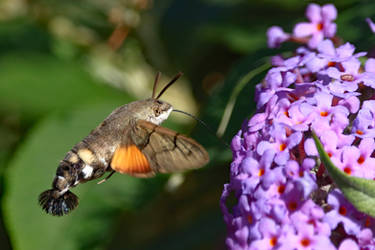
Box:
[156,72,183,99]
[172,109,230,148]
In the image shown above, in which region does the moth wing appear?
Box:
[111,136,155,178]
[130,120,209,174]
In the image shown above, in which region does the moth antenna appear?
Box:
[152,71,162,99]
[172,109,230,148]
[38,189,79,216]
[156,72,183,99]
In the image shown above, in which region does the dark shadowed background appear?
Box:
[0,0,374,249]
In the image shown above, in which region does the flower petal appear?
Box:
[366,18,375,33]
[321,4,337,21]
[267,26,290,48]
[365,58,375,73]
[306,3,322,23]
[317,39,336,56]
[293,22,317,37]
[338,239,359,250]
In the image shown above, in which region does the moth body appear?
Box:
[39,74,209,216]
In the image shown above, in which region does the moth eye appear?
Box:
[154,108,161,116]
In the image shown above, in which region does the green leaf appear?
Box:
[312,131,375,217]
[2,102,165,250]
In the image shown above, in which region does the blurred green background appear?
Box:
[0,0,374,249]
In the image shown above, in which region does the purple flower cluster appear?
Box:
[221,3,375,249]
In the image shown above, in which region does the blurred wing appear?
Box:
[111,130,155,177]
[130,120,209,174]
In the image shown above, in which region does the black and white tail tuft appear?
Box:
[38,189,79,216]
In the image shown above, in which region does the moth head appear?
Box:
[138,71,183,125]
[144,98,173,125]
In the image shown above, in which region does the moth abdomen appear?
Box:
[38,144,111,216]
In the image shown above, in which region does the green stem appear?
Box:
[216,62,270,137]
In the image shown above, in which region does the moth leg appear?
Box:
[97,170,116,184]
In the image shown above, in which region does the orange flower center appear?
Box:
[344,167,352,175]
[339,205,347,215]
[356,130,364,135]
[300,237,311,247]
[270,237,277,246]
[247,215,253,224]
[287,93,299,102]
[299,170,304,177]
[320,111,329,117]
[280,143,287,151]
[357,155,365,164]
[278,185,285,194]
[258,168,265,176]
[365,217,371,227]
[307,219,316,227]
[317,23,324,31]
[288,201,298,211]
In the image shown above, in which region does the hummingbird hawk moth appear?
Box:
[39,72,209,216]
